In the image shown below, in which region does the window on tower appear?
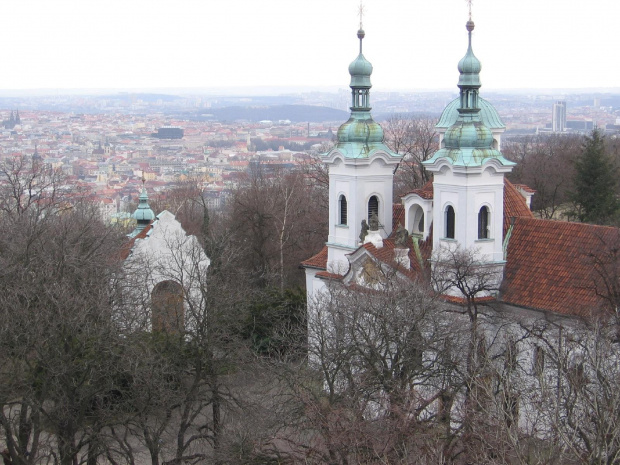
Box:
[478,206,490,239]
[445,205,455,239]
[339,195,348,225]
[368,195,379,223]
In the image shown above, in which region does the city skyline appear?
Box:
[1,0,618,93]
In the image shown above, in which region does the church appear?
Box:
[302,17,618,319]
[122,181,210,332]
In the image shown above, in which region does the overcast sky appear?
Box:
[1,0,618,93]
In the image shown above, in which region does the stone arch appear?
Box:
[408,204,425,235]
[151,280,184,332]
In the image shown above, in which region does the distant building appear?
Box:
[552,100,566,132]
[153,126,184,139]
[566,120,593,131]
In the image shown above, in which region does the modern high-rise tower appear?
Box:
[552,100,566,132]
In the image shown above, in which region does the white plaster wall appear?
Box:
[124,210,210,331]
[432,167,505,263]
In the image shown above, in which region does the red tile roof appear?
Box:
[392,204,405,231]
[503,179,535,235]
[120,224,152,260]
[316,271,344,280]
[301,246,328,269]
[362,236,432,280]
[513,183,536,194]
[401,180,434,200]
[502,217,617,316]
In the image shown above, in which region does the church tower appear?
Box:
[423,18,514,276]
[322,24,401,273]
[130,179,155,238]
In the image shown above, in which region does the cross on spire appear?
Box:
[358,0,365,30]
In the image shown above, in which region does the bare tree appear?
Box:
[384,115,438,197]
[229,163,327,289]
[527,319,620,464]
[0,201,128,465]
[504,134,581,219]
[281,274,466,464]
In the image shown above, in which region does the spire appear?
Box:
[348,36,372,109]
[33,143,40,161]
[457,19,482,111]
[131,176,155,236]
[333,7,390,158]
[423,14,513,168]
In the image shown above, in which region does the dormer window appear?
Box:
[445,205,455,239]
[478,206,490,239]
[339,195,348,225]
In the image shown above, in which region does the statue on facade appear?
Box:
[359,219,369,243]
[369,212,379,231]
[394,224,409,248]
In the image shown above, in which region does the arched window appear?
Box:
[368,195,379,223]
[478,206,490,239]
[408,204,424,235]
[445,205,455,239]
[152,280,184,332]
[339,195,347,225]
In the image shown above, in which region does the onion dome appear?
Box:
[132,184,155,230]
[348,29,373,88]
[337,113,384,146]
[423,19,514,169]
[458,20,481,88]
[443,120,493,149]
[436,97,505,131]
[328,27,397,159]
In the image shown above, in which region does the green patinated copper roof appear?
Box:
[427,122,514,167]
[436,96,505,129]
[335,110,388,158]
[458,21,481,88]
[325,28,398,160]
[424,20,513,169]
[133,186,155,223]
[348,28,373,88]
[349,54,372,88]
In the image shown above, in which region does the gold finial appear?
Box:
[141,174,146,185]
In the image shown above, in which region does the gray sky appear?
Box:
[1,0,618,92]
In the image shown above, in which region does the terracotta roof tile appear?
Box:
[503,179,535,235]
[513,183,536,194]
[301,246,328,270]
[441,295,496,305]
[392,204,405,231]
[316,271,344,280]
[401,180,434,200]
[362,235,432,281]
[502,217,617,316]
[120,223,153,260]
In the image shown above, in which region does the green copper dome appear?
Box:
[349,29,372,88]
[133,185,155,224]
[444,120,493,148]
[436,97,505,130]
[322,27,399,160]
[458,20,481,88]
[335,111,386,158]
[424,20,513,169]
